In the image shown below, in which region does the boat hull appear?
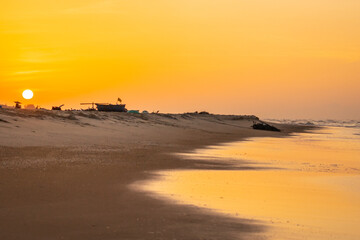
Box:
[96,104,127,112]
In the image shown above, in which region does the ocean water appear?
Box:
[265,119,360,129]
[136,122,360,240]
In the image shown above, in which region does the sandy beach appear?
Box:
[0,109,309,240]
[2,0,359,239]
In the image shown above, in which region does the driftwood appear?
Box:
[252,122,280,132]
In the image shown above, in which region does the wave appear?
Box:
[265,118,360,128]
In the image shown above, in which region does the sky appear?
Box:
[1,0,359,119]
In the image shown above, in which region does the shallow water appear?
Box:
[138,127,360,240]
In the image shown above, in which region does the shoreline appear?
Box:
[138,126,360,240]
[0,109,313,239]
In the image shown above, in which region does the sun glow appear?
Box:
[22,90,34,100]
[0,1,359,118]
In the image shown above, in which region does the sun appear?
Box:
[22,89,34,100]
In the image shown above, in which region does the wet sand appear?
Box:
[0,109,309,240]
[139,127,360,240]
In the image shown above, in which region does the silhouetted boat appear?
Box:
[95,98,127,112]
[96,103,127,112]
[80,98,127,112]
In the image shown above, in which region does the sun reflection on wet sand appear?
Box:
[139,127,360,240]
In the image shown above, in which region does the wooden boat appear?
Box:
[96,103,127,112]
[95,98,127,112]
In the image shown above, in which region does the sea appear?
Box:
[135,120,360,240]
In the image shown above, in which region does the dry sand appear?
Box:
[0,109,309,240]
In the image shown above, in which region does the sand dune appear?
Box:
[0,109,263,147]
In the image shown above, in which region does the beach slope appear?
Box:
[0,109,307,240]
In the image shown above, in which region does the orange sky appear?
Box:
[1,0,359,119]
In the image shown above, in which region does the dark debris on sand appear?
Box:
[252,122,281,132]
